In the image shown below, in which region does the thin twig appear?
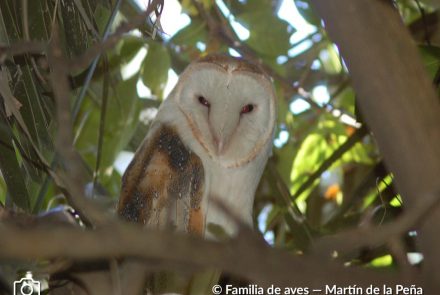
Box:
[0,42,46,63]
[71,0,124,120]
[47,25,110,226]
[92,55,110,196]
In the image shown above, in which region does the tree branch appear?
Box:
[0,222,415,290]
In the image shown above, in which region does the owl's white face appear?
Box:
[174,59,276,168]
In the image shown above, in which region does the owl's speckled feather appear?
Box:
[118,125,205,235]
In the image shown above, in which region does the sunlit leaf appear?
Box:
[294,0,321,27]
[320,45,342,74]
[119,36,147,64]
[291,118,373,205]
[141,41,171,97]
[389,195,403,207]
[369,255,393,267]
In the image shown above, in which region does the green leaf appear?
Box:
[75,75,143,177]
[290,118,373,203]
[100,77,143,171]
[237,8,292,57]
[320,44,342,74]
[27,0,51,41]
[82,36,146,80]
[171,19,207,46]
[369,255,393,267]
[0,172,6,205]
[0,119,30,211]
[119,36,147,64]
[60,0,91,56]
[141,42,171,97]
[419,45,440,78]
[332,87,355,115]
[275,143,296,186]
[94,3,111,34]
[180,0,199,16]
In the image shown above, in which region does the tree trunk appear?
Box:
[310,0,440,293]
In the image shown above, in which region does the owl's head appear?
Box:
[173,55,276,168]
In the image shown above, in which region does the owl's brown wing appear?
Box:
[118,125,205,235]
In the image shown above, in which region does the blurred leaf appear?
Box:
[236,1,293,57]
[102,76,142,172]
[419,0,440,8]
[181,0,199,16]
[170,19,208,63]
[419,45,440,77]
[291,132,328,201]
[171,19,207,46]
[332,87,355,115]
[141,41,171,97]
[94,3,111,34]
[27,0,51,40]
[76,36,147,82]
[0,2,52,150]
[60,0,91,56]
[0,172,6,204]
[389,194,403,207]
[100,168,122,199]
[320,44,342,74]
[369,254,393,267]
[75,75,143,174]
[73,0,99,38]
[276,85,290,126]
[119,36,147,64]
[291,119,372,204]
[0,119,30,211]
[275,144,296,186]
[181,0,212,15]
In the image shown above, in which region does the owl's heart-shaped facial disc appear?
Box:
[174,55,276,168]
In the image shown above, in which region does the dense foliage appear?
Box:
[0,0,439,291]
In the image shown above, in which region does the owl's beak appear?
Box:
[214,136,226,154]
[212,137,229,155]
[210,115,238,155]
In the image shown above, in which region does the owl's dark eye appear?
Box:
[198,96,210,107]
[240,104,254,114]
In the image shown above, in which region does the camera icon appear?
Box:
[13,273,40,295]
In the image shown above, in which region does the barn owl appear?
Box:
[118,54,276,238]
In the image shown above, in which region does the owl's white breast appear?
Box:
[202,152,270,237]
